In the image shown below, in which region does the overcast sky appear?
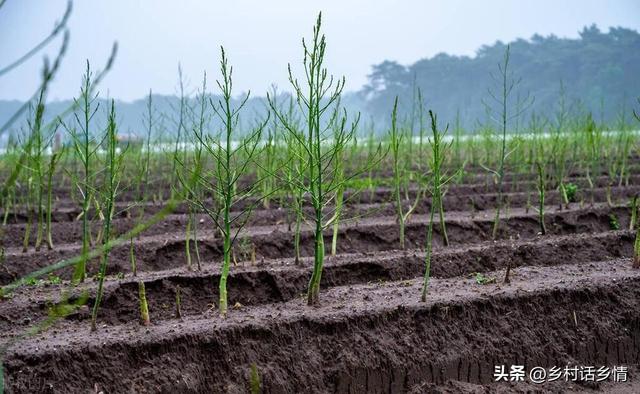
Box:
[0,0,638,102]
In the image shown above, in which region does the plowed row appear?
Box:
[1,167,639,393]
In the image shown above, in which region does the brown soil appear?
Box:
[4,172,639,225]
[0,203,632,283]
[3,260,640,393]
[0,167,639,393]
[2,183,639,246]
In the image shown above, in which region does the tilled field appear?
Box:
[1,169,639,393]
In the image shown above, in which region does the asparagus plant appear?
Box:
[633,100,640,269]
[249,363,261,394]
[140,90,157,202]
[330,105,348,255]
[269,13,371,305]
[19,63,59,253]
[44,144,64,250]
[482,45,532,240]
[427,111,454,247]
[91,100,127,331]
[630,196,638,231]
[138,281,150,326]
[279,99,306,264]
[175,285,182,319]
[0,49,66,264]
[421,110,454,301]
[182,73,208,272]
[634,226,640,269]
[535,160,547,235]
[260,86,280,210]
[177,47,270,317]
[63,62,102,283]
[18,128,33,253]
[170,64,188,187]
[389,97,422,249]
[29,94,47,252]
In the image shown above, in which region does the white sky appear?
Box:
[0,0,638,101]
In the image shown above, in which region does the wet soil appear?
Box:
[0,167,639,393]
[0,203,632,283]
[3,260,640,393]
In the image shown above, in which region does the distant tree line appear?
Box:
[358,25,640,131]
[1,25,638,145]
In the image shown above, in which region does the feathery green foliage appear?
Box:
[177,47,269,317]
[389,97,422,249]
[269,13,363,305]
[63,62,102,284]
[91,101,127,331]
[421,110,452,301]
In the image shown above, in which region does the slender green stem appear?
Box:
[536,161,546,235]
[421,203,436,302]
